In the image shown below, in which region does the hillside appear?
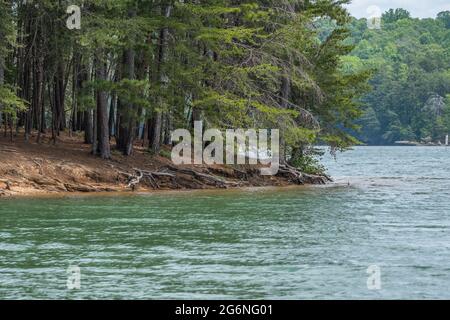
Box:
[345,9,450,145]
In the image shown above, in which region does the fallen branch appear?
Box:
[0,179,12,191]
[119,162,329,191]
[127,170,144,190]
[0,148,18,153]
[33,159,44,175]
[277,163,332,185]
[120,168,177,190]
[164,165,239,188]
[120,165,241,191]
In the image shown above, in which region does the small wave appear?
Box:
[413,177,450,181]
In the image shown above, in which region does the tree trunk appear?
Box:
[150,4,172,154]
[21,13,33,140]
[54,60,66,133]
[84,110,93,144]
[109,91,116,138]
[92,109,97,155]
[114,8,138,156]
[279,75,291,163]
[77,62,93,144]
[0,57,4,127]
[0,57,3,86]
[95,54,111,159]
[124,44,136,156]
[34,41,45,142]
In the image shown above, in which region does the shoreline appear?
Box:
[0,133,329,199]
[0,184,326,200]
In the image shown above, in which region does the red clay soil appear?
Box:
[0,131,303,197]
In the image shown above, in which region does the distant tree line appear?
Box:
[345,9,450,145]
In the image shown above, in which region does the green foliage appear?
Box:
[0,0,371,161]
[0,85,28,118]
[382,9,411,23]
[290,153,327,176]
[159,148,172,160]
[0,0,16,59]
[348,10,450,144]
[437,11,450,29]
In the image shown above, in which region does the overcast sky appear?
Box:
[345,0,450,19]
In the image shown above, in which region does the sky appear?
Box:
[345,0,450,19]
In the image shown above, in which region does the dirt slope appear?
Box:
[1,132,322,197]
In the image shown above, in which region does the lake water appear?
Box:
[0,146,449,299]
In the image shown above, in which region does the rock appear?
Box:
[30,176,58,186]
[64,184,97,192]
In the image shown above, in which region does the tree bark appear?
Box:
[150,4,172,154]
[124,44,136,156]
[54,60,66,133]
[84,110,93,144]
[0,57,4,86]
[115,8,137,156]
[279,74,291,163]
[109,89,116,138]
[95,54,111,159]
[34,35,45,142]
[0,57,4,127]
[77,62,93,144]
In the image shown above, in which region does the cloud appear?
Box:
[345,0,450,18]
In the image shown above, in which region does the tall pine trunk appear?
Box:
[123,45,136,156]
[95,54,111,159]
[116,8,137,156]
[150,4,172,154]
[34,22,45,142]
[77,61,93,144]
[84,110,93,144]
[279,75,290,163]
[0,57,4,127]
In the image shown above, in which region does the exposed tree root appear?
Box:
[0,135,333,197]
[33,159,44,175]
[277,163,332,185]
[120,163,330,191]
[164,165,240,188]
[120,165,241,191]
[0,179,12,190]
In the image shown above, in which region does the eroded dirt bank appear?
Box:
[0,133,329,197]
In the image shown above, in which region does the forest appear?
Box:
[1,1,448,177]
[346,9,450,145]
[0,0,371,175]
[2,1,450,302]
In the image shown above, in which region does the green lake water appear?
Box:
[0,146,449,299]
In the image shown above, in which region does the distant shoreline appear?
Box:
[340,144,450,147]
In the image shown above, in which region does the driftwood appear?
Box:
[0,147,18,153]
[0,179,12,190]
[120,162,331,191]
[164,165,239,188]
[277,163,332,185]
[33,159,44,175]
[64,183,96,193]
[120,168,177,190]
[120,165,239,191]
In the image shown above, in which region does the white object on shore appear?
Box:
[446,135,449,146]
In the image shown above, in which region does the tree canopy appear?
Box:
[346,9,450,145]
[0,0,373,173]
